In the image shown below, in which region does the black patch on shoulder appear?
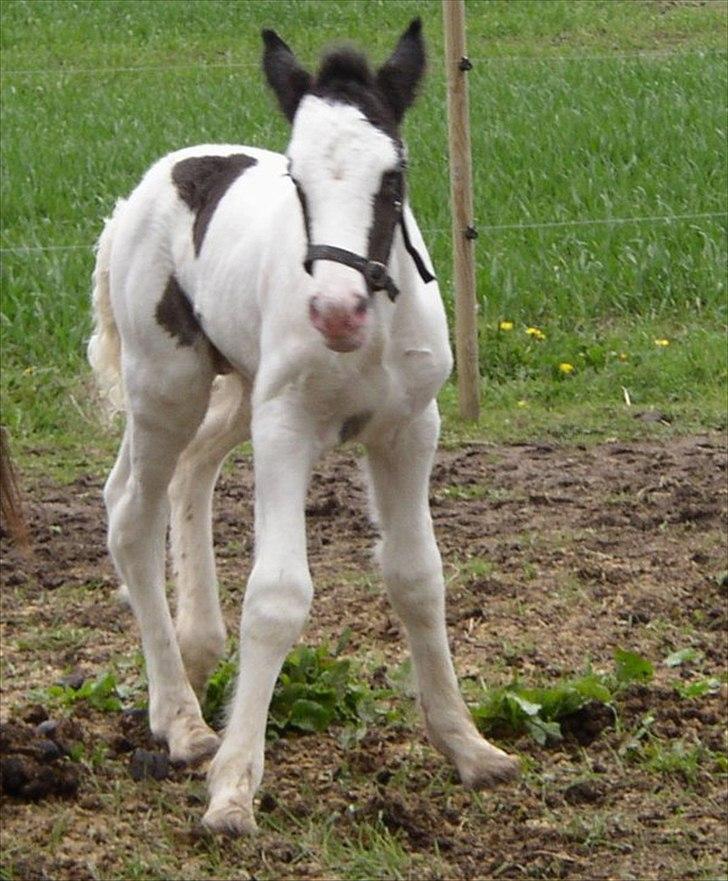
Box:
[172,154,257,255]
[340,411,373,443]
[156,275,201,347]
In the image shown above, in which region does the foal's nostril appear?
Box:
[353,296,369,317]
[308,295,321,319]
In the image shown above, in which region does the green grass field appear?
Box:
[1,0,726,462]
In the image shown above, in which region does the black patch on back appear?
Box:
[172,154,257,255]
[156,275,201,346]
[340,411,373,443]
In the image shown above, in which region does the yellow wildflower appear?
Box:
[654,338,670,347]
[558,362,575,374]
[526,326,546,341]
[618,352,628,362]
[517,399,528,407]
[499,320,514,331]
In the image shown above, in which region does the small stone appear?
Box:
[129,748,169,782]
[35,720,58,738]
[57,671,86,690]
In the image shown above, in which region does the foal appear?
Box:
[89,19,518,835]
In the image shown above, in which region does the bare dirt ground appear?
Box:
[1,434,726,881]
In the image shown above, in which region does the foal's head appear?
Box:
[262,20,426,352]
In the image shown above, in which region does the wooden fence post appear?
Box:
[0,426,29,549]
[442,0,480,421]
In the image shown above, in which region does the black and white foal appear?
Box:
[89,20,518,835]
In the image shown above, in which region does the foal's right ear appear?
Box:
[261,29,313,123]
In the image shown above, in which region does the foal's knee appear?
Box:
[380,540,444,626]
[241,564,313,650]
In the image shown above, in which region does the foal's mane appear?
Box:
[312,47,399,137]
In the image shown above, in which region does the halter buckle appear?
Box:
[364,261,388,289]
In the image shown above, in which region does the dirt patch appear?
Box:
[1,434,726,880]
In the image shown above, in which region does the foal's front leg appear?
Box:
[203,399,318,835]
[367,403,519,787]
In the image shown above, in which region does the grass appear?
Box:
[1,0,726,460]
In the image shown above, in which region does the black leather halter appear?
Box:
[304,244,400,301]
[287,166,435,303]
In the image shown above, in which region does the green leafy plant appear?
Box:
[203,634,381,738]
[614,648,654,684]
[201,657,238,729]
[471,648,654,746]
[41,672,123,713]
[673,677,721,699]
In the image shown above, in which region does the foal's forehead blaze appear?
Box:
[289,96,403,182]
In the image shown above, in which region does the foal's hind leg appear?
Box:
[169,373,252,695]
[106,357,219,763]
[366,403,519,787]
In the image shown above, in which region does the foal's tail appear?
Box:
[88,199,126,415]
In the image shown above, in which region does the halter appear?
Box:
[286,164,435,303]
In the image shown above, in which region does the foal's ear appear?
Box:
[261,29,313,123]
[376,18,426,123]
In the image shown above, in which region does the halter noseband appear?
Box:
[304,245,400,301]
[287,165,435,303]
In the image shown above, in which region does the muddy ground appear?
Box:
[1,434,726,880]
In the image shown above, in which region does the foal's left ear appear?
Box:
[376,18,426,123]
[262,29,313,123]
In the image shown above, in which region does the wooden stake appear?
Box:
[0,426,30,549]
[443,0,480,421]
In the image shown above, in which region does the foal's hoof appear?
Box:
[458,743,520,789]
[168,721,220,765]
[202,799,258,837]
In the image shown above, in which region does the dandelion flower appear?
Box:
[499,320,514,331]
[517,399,527,407]
[558,362,575,374]
[526,326,546,340]
[618,352,628,362]
[654,338,670,347]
